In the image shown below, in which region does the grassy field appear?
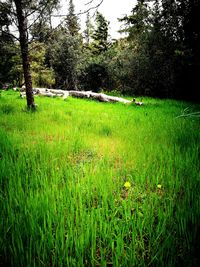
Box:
[0,90,200,266]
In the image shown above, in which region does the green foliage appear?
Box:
[160,0,200,100]
[0,38,20,85]
[119,0,151,38]
[0,1,11,28]
[113,0,200,100]
[83,12,94,45]
[0,0,199,101]
[81,62,108,92]
[29,42,55,88]
[0,91,200,266]
[91,12,110,54]
[65,0,80,37]
[49,0,82,90]
[30,21,51,43]
[51,34,81,90]
[0,1,20,85]
[9,46,23,86]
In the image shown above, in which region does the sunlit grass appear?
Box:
[0,90,200,266]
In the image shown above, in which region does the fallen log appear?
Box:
[19,88,131,104]
[20,88,69,99]
[68,91,131,104]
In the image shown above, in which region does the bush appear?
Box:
[81,63,108,92]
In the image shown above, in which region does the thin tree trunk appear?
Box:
[14,0,35,109]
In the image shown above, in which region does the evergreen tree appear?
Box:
[0,1,17,86]
[65,0,79,36]
[29,41,55,88]
[119,0,151,40]
[52,0,81,90]
[160,0,200,100]
[52,35,80,90]
[84,12,93,45]
[30,21,51,43]
[92,12,109,54]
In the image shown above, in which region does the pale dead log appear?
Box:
[38,92,57,97]
[69,91,131,104]
[100,93,131,104]
[20,92,26,98]
[19,88,131,104]
[68,90,92,98]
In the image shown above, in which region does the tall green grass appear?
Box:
[0,90,200,266]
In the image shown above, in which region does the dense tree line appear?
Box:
[0,0,199,104]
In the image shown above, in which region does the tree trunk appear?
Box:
[14,0,35,109]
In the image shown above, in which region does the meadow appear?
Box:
[0,90,199,266]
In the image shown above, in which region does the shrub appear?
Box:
[81,63,108,92]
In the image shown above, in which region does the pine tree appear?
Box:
[119,0,150,40]
[92,12,109,54]
[65,0,79,36]
[0,1,18,86]
[84,12,93,45]
[53,0,81,90]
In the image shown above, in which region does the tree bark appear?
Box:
[14,0,35,109]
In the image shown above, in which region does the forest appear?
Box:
[0,0,200,266]
[1,0,199,104]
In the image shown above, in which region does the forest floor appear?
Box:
[0,90,200,266]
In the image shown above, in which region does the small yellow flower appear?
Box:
[124,181,131,189]
[157,184,162,189]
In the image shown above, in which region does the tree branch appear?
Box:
[85,0,95,6]
[77,0,104,15]
[50,0,104,17]
[0,30,19,41]
[27,1,54,30]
